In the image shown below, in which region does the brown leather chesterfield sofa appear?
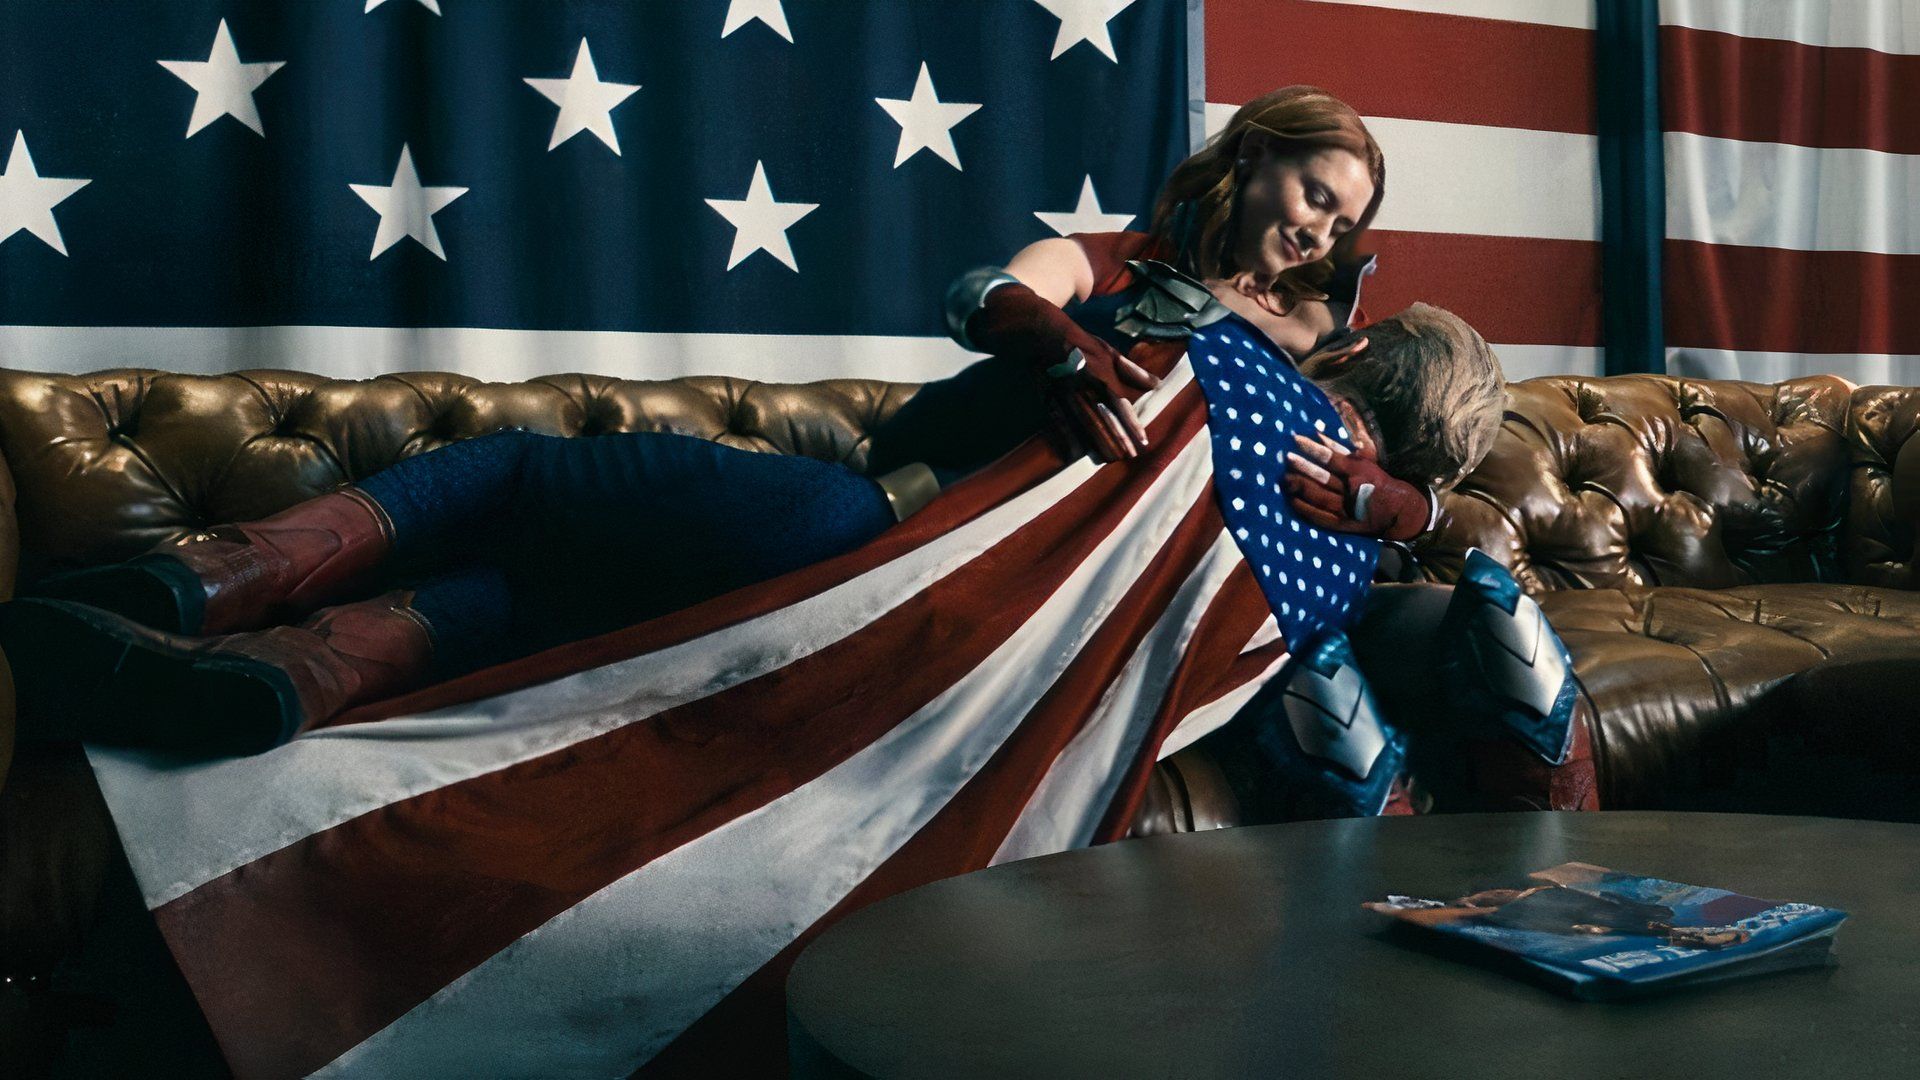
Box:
[2,365,1918,1071]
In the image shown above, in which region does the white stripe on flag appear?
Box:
[1240,613,1281,654]
[1363,117,1599,242]
[0,324,984,383]
[1659,0,1920,55]
[1157,649,1294,762]
[1495,344,1605,381]
[1665,347,1920,384]
[1204,107,1600,243]
[314,400,1223,1078]
[1665,132,1920,255]
[90,361,1200,909]
[990,528,1245,865]
[1303,0,1596,29]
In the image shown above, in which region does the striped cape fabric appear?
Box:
[1204,0,1604,381]
[1658,0,1920,385]
[86,355,1297,1078]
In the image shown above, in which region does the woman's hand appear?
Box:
[1284,431,1431,541]
[1042,338,1160,462]
[964,282,1160,462]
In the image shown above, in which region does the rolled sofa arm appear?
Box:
[1844,386,1920,590]
[1895,421,1920,529]
[1129,745,1244,836]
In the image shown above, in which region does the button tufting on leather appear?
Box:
[1573,388,1603,423]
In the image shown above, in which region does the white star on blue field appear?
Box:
[1187,319,1380,647]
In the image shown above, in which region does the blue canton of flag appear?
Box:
[0,0,1193,381]
[1186,317,1381,648]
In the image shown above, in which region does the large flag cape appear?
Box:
[85,345,1334,1077]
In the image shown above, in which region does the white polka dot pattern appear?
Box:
[1187,317,1381,647]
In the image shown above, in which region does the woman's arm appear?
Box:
[1004,237,1096,307]
[948,237,1158,462]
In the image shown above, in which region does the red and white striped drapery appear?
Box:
[1660,0,1920,384]
[89,357,1295,1077]
[1204,0,1605,380]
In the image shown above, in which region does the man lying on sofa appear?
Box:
[0,292,1594,1076]
[5,298,1583,817]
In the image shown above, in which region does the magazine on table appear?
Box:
[1365,861,1847,1000]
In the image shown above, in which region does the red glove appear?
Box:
[965,282,1160,463]
[1284,433,1433,542]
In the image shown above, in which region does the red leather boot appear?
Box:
[33,488,393,635]
[0,592,434,756]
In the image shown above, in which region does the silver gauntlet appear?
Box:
[943,266,1020,352]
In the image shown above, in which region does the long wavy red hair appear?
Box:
[1149,86,1385,308]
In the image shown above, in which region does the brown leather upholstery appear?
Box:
[1845,384,1920,590]
[1544,583,1920,806]
[1401,374,1920,815]
[0,367,1915,824]
[0,369,916,581]
[1127,747,1243,837]
[2,365,1917,1073]
[1411,374,1856,592]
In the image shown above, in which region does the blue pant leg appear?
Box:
[502,431,894,651]
[358,430,893,663]
[407,563,514,679]
[354,429,538,564]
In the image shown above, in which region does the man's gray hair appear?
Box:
[1304,302,1506,489]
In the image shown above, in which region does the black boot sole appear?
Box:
[0,599,298,756]
[25,556,206,635]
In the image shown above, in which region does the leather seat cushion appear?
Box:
[1542,582,1920,806]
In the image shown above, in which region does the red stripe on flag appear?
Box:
[1207,0,1595,134]
[1362,231,1602,347]
[1093,565,1278,843]
[1200,636,1290,710]
[645,495,1237,1077]
[1665,240,1920,355]
[156,394,1214,1080]
[1662,25,1920,155]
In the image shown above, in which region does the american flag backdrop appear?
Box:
[0,0,1194,382]
[1204,0,1606,381]
[1658,0,1920,385]
[22,1,1914,1075]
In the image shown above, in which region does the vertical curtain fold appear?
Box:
[1657,0,1920,385]
[1596,0,1668,376]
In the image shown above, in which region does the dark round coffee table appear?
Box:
[787,812,1919,1079]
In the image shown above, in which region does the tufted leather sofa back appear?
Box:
[0,369,917,589]
[1408,373,1901,594]
[1844,384,1920,591]
[0,367,1913,600]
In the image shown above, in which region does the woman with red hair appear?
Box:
[873,84,1436,542]
[11,87,1458,753]
[0,86,1584,1080]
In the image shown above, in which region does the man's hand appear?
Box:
[965,282,1159,462]
[1284,432,1431,541]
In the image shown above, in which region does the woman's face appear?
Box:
[1231,143,1374,287]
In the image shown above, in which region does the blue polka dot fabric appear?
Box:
[1186,315,1380,648]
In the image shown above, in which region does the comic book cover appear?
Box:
[1366,862,1848,1000]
